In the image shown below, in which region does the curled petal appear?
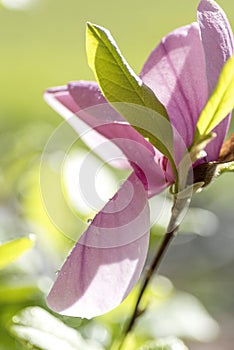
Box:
[44,83,128,170]
[140,23,208,153]
[47,173,150,318]
[197,0,234,160]
[45,82,168,196]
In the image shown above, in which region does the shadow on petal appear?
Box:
[47,173,150,318]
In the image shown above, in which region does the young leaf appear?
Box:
[196,55,234,138]
[86,22,168,118]
[0,236,35,269]
[86,22,178,182]
[0,285,39,304]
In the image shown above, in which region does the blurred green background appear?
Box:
[0,0,234,349]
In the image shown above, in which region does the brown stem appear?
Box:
[117,196,188,350]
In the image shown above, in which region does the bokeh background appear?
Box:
[0,0,234,349]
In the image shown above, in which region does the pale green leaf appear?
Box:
[135,291,219,342]
[86,23,178,181]
[0,284,39,304]
[11,307,103,350]
[0,236,35,269]
[196,55,234,138]
[86,22,167,117]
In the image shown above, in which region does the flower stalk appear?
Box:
[116,194,190,350]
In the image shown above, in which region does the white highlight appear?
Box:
[1,0,37,10]
[63,150,118,216]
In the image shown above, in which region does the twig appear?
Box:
[117,195,188,350]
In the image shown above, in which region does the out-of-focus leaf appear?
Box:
[111,333,138,350]
[0,236,35,269]
[180,207,218,237]
[113,334,188,350]
[100,276,174,349]
[138,337,189,350]
[100,275,173,327]
[81,322,111,349]
[135,292,219,342]
[195,55,234,139]
[11,307,103,350]
[150,196,218,237]
[0,284,39,304]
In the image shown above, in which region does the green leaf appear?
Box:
[195,55,234,138]
[86,23,178,182]
[0,284,39,304]
[86,22,168,117]
[0,236,35,269]
[11,307,103,350]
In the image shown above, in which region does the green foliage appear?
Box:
[0,236,35,270]
[99,276,218,349]
[0,285,39,304]
[86,23,167,117]
[134,291,219,343]
[11,307,103,350]
[86,23,178,181]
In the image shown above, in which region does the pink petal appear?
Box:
[44,84,129,170]
[198,0,234,94]
[45,82,168,196]
[47,173,150,318]
[140,23,208,154]
[197,0,234,160]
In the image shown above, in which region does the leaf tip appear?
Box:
[86,21,94,31]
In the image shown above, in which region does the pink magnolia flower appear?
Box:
[44,0,233,318]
